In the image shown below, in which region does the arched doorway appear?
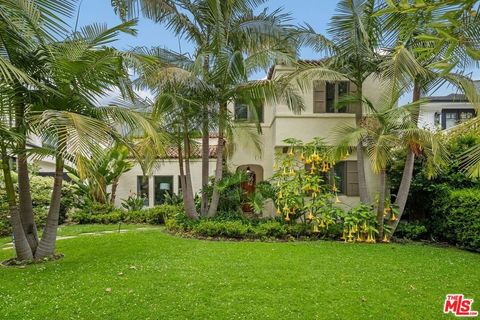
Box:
[236,165,264,213]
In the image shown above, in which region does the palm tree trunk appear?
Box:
[376,169,387,240]
[356,142,370,204]
[207,103,226,217]
[1,143,32,260]
[355,84,370,204]
[201,108,210,216]
[35,156,64,259]
[177,142,187,207]
[389,150,415,239]
[15,101,39,253]
[389,82,421,239]
[183,130,198,219]
[110,177,119,205]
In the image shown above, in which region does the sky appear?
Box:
[74,0,479,104]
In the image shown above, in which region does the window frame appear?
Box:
[137,176,150,206]
[441,109,475,129]
[153,175,174,205]
[234,102,264,123]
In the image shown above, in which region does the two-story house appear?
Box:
[32,64,383,209]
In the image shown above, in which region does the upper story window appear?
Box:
[442,109,475,129]
[314,81,351,113]
[234,103,264,123]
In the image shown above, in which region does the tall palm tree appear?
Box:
[0,0,77,259]
[112,0,300,217]
[29,20,166,259]
[336,97,448,239]
[293,0,384,204]
[376,0,480,235]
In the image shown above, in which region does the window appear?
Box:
[178,175,183,194]
[234,103,264,123]
[137,176,149,206]
[154,176,173,205]
[442,109,475,129]
[434,112,441,127]
[313,81,351,113]
[306,161,359,196]
[326,82,336,113]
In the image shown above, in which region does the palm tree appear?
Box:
[112,0,301,217]
[336,97,448,240]
[0,0,77,259]
[292,0,384,204]
[376,0,480,235]
[29,20,165,259]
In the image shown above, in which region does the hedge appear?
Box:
[431,188,480,252]
[165,215,343,240]
[68,204,183,225]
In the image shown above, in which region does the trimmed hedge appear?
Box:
[431,188,480,251]
[69,204,183,225]
[165,215,343,240]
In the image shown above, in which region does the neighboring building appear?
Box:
[419,81,479,131]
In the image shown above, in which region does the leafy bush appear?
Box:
[394,221,428,240]
[430,188,480,251]
[121,195,145,211]
[0,173,78,236]
[388,134,480,220]
[165,213,344,241]
[69,204,183,225]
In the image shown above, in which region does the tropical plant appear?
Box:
[0,3,163,260]
[121,194,146,211]
[271,138,341,234]
[375,0,480,238]
[336,96,448,239]
[293,0,386,204]
[113,0,304,219]
[66,144,134,205]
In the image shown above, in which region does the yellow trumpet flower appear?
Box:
[307,212,314,220]
[335,196,341,204]
[285,215,290,222]
[383,234,389,243]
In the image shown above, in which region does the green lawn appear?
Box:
[1,226,479,319]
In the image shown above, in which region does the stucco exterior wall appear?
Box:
[114,159,217,208]
[419,102,475,130]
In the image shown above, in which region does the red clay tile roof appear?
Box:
[163,145,218,159]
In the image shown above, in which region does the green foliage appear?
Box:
[273,138,340,230]
[165,211,345,241]
[341,205,379,243]
[201,170,247,213]
[66,144,133,205]
[69,204,183,226]
[121,195,145,211]
[430,188,480,251]
[388,134,480,220]
[394,221,429,240]
[0,173,78,236]
[163,192,183,206]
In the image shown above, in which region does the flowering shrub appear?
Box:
[272,138,345,234]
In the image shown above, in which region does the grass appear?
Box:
[1,226,479,319]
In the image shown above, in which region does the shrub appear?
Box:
[121,195,146,211]
[430,188,480,251]
[69,204,183,225]
[394,221,428,240]
[0,174,78,236]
